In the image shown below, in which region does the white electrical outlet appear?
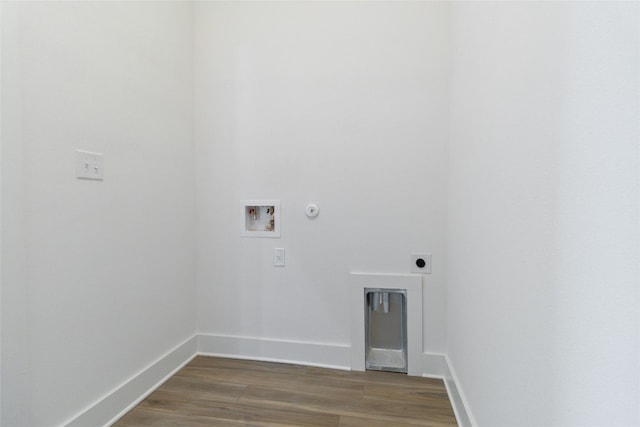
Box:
[410,253,432,274]
[273,248,285,267]
[76,150,104,181]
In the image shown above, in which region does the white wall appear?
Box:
[1,3,30,424]
[1,2,196,426]
[2,2,638,426]
[447,2,639,426]
[194,1,450,359]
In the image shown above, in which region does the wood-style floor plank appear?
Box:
[135,390,339,426]
[113,356,457,427]
[116,409,245,427]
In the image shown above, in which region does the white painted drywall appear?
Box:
[1,2,196,425]
[3,2,638,426]
[447,2,639,426]
[1,3,31,425]
[194,1,449,356]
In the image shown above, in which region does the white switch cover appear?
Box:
[274,248,285,267]
[76,150,104,181]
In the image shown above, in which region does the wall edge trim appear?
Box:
[197,333,352,371]
[63,335,198,427]
[197,337,472,425]
[60,335,473,427]
[420,352,472,427]
[443,354,477,427]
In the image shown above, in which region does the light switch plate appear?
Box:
[274,248,285,267]
[410,253,432,274]
[76,150,104,181]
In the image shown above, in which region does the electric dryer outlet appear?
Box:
[410,253,431,274]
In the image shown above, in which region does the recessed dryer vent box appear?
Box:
[241,200,280,238]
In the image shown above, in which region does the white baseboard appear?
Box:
[199,334,473,426]
[63,335,198,427]
[442,354,476,427]
[61,335,472,427]
[421,352,474,427]
[197,333,351,370]
[199,334,473,427]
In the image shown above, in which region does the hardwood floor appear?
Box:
[114,356,457,427]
